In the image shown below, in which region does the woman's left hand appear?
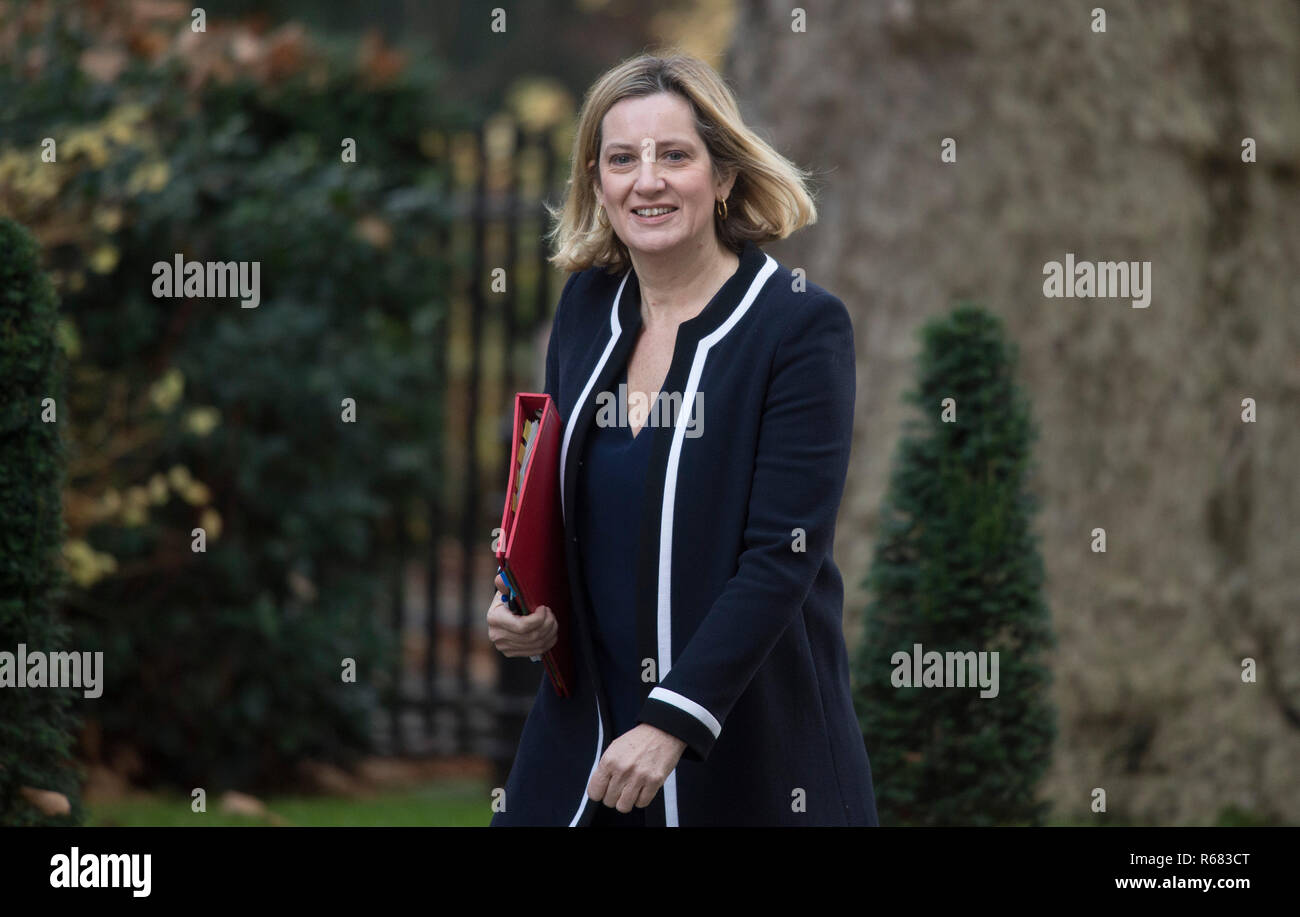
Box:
[588,724,688,812]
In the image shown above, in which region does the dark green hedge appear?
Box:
[1,14,480,792]
[0,217,85,826]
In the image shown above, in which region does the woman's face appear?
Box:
[589,92,734,259]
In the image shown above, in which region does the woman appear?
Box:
[487,52,878,827]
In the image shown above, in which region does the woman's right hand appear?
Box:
[487,572,558,658]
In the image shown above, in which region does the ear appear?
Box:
[717,166,738,201]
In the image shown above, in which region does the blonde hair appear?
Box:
[545,50,820,276]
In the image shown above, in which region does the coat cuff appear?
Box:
[636,687,722,762]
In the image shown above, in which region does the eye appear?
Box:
[609,150,687,165]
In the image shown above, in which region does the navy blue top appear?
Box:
[576,362,652,745]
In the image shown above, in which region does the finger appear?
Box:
[540,616,559,652]
[635,781,658,808]
[588,761,611,803]
[495,574,506,593]
[600,764,631,809]
[492,607,557,654]
[489,605,544,636]
[615,781,640,814]
[486,604,520,634]
[511,637,547,657]
[487,618,537,656]
[512,608,549,634]
[491,622,546,652]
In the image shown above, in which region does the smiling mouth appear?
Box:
[631,207,678,217]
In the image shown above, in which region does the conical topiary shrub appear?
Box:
[852,304,1056,826]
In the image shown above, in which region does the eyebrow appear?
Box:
[602,138,697,154]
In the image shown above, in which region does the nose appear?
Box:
[633,157,664,196]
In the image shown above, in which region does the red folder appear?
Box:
[496,393,574,697]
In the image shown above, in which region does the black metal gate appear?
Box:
[372,115,571,790]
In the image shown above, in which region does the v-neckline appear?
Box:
[622,364,646,443]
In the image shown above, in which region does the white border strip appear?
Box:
[569,694,605,826]
[648,686,722,736]
[560,271,629,526]
[657,254,777,826]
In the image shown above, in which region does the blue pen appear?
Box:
[497,565,541,663]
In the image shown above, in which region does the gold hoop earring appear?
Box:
[596,204,609,227]
[716,198,728,221]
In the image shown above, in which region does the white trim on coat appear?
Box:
[657,254,778,826]
[560,270,629,527]
[569,694,605,826]
[648,686,723,736]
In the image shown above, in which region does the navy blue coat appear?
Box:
[491,239,879,826]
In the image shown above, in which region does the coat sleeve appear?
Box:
[540,271,582,400]
[543,272,579,401]
[634,292,858,762]
[543,306,559,401]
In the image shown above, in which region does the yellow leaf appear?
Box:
[147,160,170,192]
[104,111,139,145]
[99,489,122,517]
[126,160,169,194]
[167,465,193,490]
[181,481,211,506]
[56,318,82,359]
[148,473,169,504]
[62,540,117,587]
[93,206,123,233]
[89,244,119,274]
[184,406,221,437]
[149,367,184,412]
[200,508,223,539]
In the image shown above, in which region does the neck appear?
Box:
[630,238,741,328]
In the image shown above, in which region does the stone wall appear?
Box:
[727,0,1300,823]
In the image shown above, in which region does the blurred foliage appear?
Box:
[0,0,481,791]
[851,305,1058,826]
[0,217,86,826]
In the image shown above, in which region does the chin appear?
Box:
[625,235,683,255]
